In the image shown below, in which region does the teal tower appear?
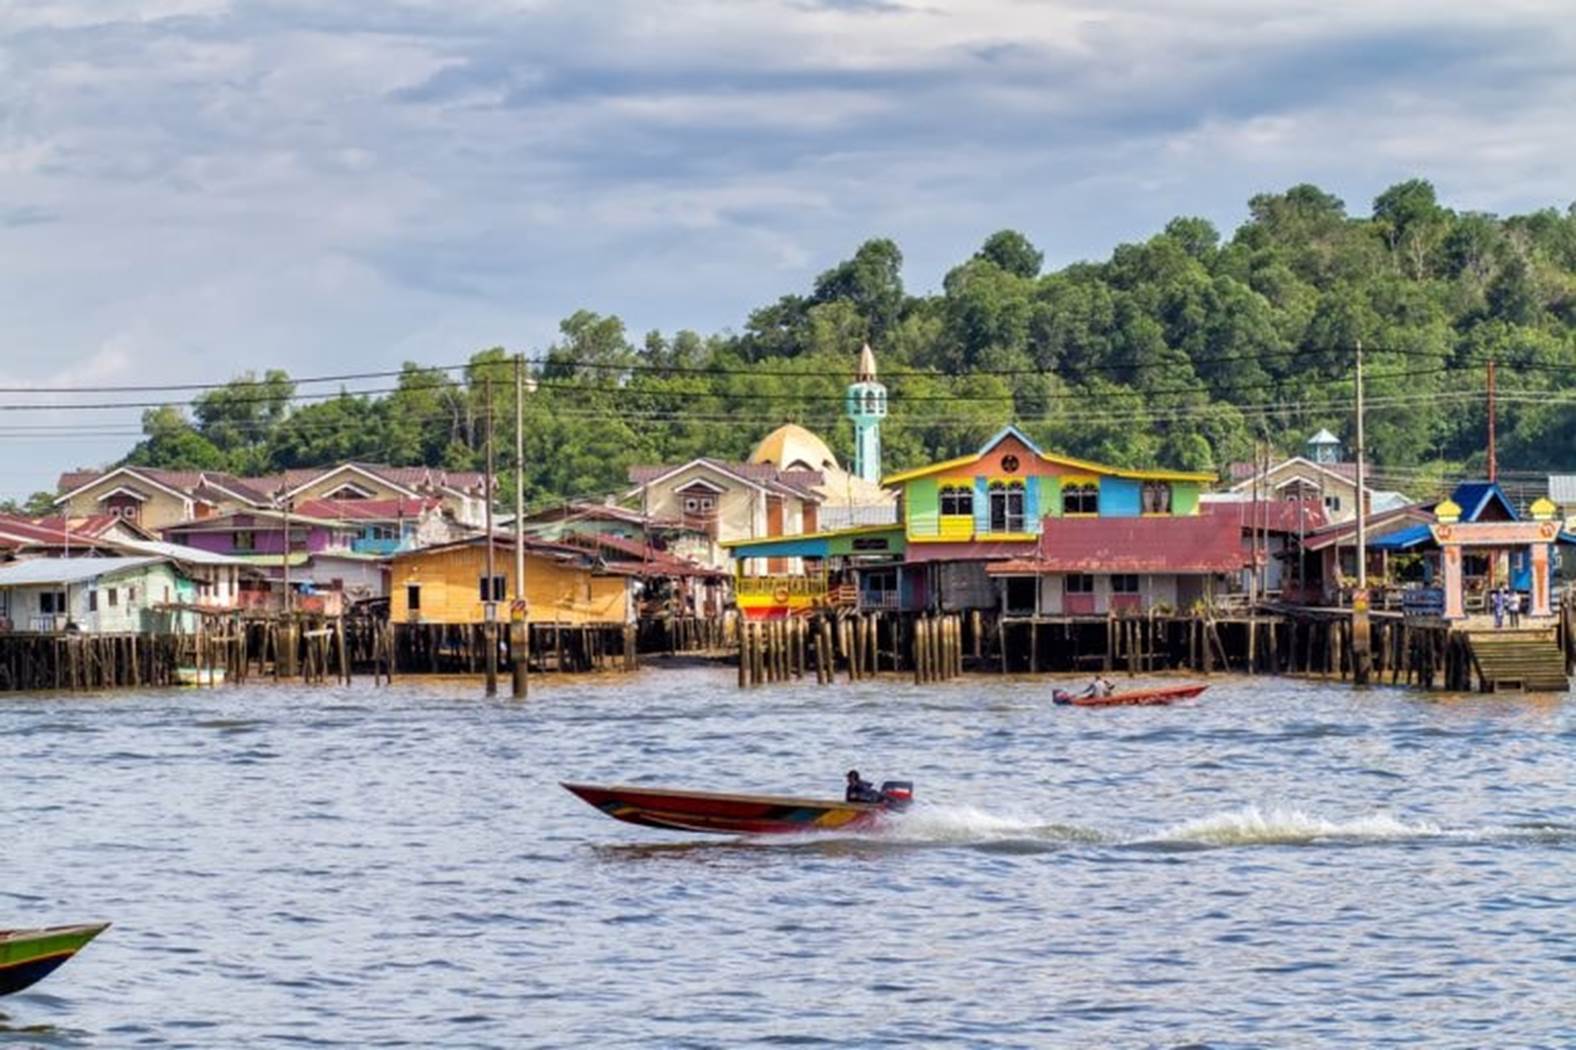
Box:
[845,342,886,484]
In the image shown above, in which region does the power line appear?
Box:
[0,342,1510,396]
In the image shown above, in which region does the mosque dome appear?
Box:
[749,423,840,472]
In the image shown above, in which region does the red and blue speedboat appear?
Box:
[562,781,913,835]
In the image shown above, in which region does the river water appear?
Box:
[3,668,1573,1048]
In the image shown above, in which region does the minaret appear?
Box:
[845,342,886,484]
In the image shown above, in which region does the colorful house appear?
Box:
[884,426,1218,613]
[161,509,386,605]
[0,556,193,634]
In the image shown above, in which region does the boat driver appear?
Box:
[845,769,883,803]
[1081,675,1115,698]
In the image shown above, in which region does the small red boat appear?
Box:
[561,781,912,835]
[1054,683,1208,707]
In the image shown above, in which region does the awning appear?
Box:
[1366,524,1436,551]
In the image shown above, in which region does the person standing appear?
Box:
[1509,588,1522,628]
[1492,585,1506,629]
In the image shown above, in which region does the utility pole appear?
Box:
[484,374,498,697]
[512,353,528,699]
[1487,358,1498,483]
[1352,339,1372,685]
[281,494,292,615]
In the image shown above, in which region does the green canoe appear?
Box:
[0,924,110,997]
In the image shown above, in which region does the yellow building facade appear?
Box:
[390,541,630,625]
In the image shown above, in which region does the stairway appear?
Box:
[1464,630,1569,693]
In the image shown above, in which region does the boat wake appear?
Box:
[1133,805,1443,849]
[760,803,1576,853]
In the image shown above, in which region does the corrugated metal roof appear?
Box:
[1367,524,1436,551]
[115,540,253,566]
[0,556,164,587]
[1550,476,1576,504]
[988,515,1246,575]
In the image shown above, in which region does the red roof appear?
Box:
[0,514,125,551]
[988,514,1248,575]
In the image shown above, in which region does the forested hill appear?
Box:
[108,181,1576,508]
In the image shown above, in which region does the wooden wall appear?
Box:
[390,545,630,625]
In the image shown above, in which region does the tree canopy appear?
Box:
[108,181,1576,508]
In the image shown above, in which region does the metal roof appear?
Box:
[115,540,254,567]
[1549,476,1576,504]
[0,556,165,587]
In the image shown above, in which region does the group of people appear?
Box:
[1490,585,1524,629]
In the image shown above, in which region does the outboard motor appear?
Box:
[878,780,914,811]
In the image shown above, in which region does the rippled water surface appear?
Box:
[3,668,1574,1047]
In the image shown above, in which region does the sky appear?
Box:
[3,0,1575,497]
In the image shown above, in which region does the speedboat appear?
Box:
[0,923,109,997]
[1053,683,1208,707]
[561,781,913,835]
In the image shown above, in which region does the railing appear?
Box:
[29,615,64,632]
[349,537,408,556]
[859,589,901,610]
[816,505,899,530]
[907,517,1039,540]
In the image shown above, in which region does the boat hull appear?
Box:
[1062,684,1208,707]
[0,923,109,997]
[562,783,885,835]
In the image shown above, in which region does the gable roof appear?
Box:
[54,466,201,506]
[1450,481,1518,523]
[1227,456,1365,493]
[279,462,423,500]
[628,458,825,502]
[883,425,1214,486]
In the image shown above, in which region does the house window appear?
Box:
[683,495,717,514]
[369,525,397,540]
[988,480,1026,532]
[1000,454,1020,474]
[233,531,255,551]
[1004,576,1037,614]
[1324,495,1342,512]
[87,590,98,612]
[128,587,137,605]
[940,484,974,517]
[1111,574,1140,594]
[1063,482,1099,515]
[1141,481,1172,514]
[107,587,118,607]
[1064,574,1094,594]
[478,575,506,602]
[407,585,421,611]
[40,591,67,614]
